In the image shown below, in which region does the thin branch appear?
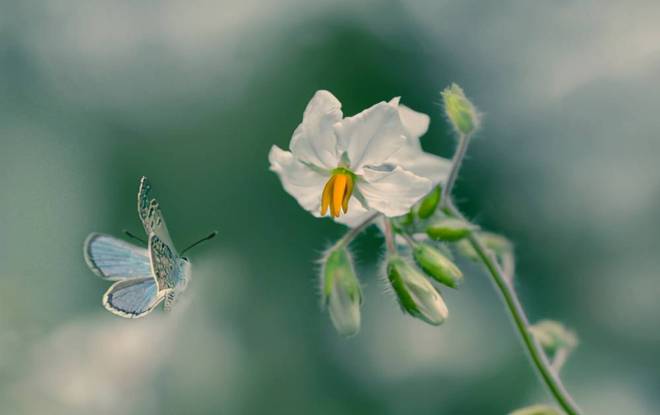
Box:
[441,132,471,207]
[439,119,581,414]
[382,217,396,254]
[447,205,582,415]
[551,348,571,374]
[336,212,380,249]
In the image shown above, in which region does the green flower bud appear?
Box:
[412,243,463,288]
[529,320,578,353]
[426,217,474,241]
[457,231,512,261]
[386,256,448,325]
[417,186,441,219]
[322,247,362,336]
[509,405,562,415]
[441,83,480,135]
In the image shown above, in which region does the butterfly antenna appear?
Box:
[122,229,147,245]
[181,231,218,255]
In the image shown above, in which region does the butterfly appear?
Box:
[84,176,216,318]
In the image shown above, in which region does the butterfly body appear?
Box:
[83,176,192,318]
[149,232,191,310]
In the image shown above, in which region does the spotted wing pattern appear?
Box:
[149,233,181,292]
[82,176,193,318]
[138,176,175,249]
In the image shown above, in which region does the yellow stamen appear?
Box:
[320,175,335,216]
[320,172,355,218]
[342,174,353,213]
[332,174,347,217]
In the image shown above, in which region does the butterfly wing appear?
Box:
[84,233,152,281]
[148,233,183,292]
[102,277,165,318]
[138,176,175,249]
[164,258,191,311]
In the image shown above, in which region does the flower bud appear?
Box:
[529,320,578,353]
[426,217,474,241]
[441,83,480,135]
[412,243,463,288]
[417,186,441,219]
[321,247,362,336]
[510,405,562,415]
[386,256,448,325]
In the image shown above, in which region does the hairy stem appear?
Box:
[551,348,571,374]
[454,218,582,414]
[382,218,396,254]
[399,231,417,247]
[500,251,516,284]
[336,212,380,249]
[441,132,471,206]
[440,125,581,414]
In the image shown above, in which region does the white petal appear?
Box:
[269,146,326,215]
[290,90,343,169]
[387,142,452,186]
[395,101,430,140]
[334,101,406,172]
[384,100,449,185]
[357,165,432,217]
[333,199,376,228]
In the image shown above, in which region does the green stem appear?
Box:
[399,231,417,247]
[382,217,396,254]
[446,205,582,415]
[551,348,571,374]
[438,121,581,413]
[441,132,471,206]
[336,212,380,249]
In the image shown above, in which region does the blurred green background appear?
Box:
[1,1,659,414]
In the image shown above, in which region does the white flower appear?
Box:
[269,90,450,226]
[387,98,452,187]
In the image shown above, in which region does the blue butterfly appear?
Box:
[84,176,216,318]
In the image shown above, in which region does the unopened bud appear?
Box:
[529,320,578,353]
[441,83,480,135]
[426,217,474,241]
[412,243,463,288]
[509,405,562,415]
[386,256,448,325]
[322,247,362,336]
[417,186,441,219]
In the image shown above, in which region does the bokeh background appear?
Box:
[1,1,659,414]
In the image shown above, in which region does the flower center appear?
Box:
[321,168,355,218]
